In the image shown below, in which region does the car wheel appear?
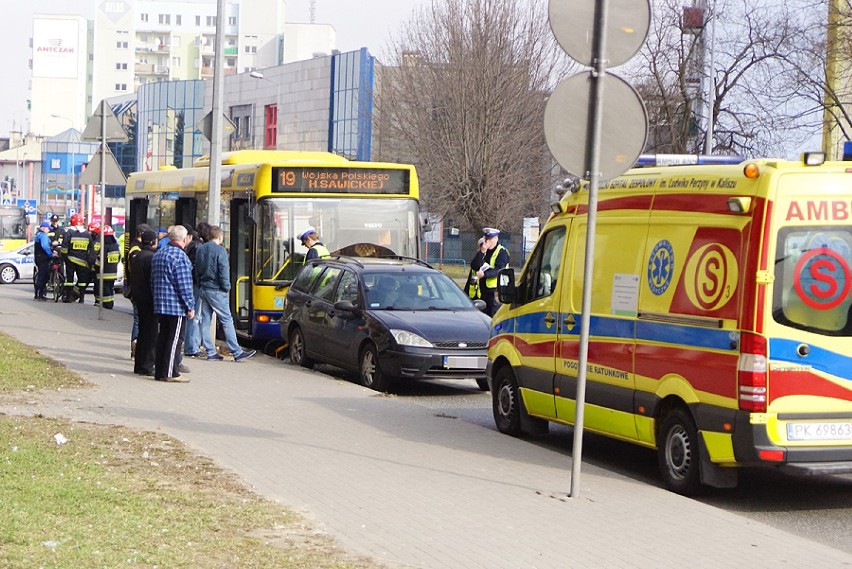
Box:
[475,377,489,392]
[657,407,702,496]
[0,264,17,285]
[288,326,314,369]
[359,343,390,392]
[493,366,522,436]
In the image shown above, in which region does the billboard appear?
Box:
[32,18,81,79]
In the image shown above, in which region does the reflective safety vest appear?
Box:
[467,269,481,299]
[483,244,508,289]
[303,243,330,264]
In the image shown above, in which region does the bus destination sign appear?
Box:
[273,167,409,194]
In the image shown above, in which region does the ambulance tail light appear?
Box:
[738,332,767,413]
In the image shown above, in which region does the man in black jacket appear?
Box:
[129,229,158,376]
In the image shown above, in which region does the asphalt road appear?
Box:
[313,363,852,555]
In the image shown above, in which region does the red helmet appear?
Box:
[103,225,115,236]
[70,213,83,226]
[88,221,101,234]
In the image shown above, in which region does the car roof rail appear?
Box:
[375,255,434,268]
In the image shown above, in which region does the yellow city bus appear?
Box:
[125,150,422,344]
[0,205,29,251]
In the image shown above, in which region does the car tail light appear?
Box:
[738,332,767,412]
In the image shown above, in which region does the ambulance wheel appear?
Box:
[657,408,701,495]
[288,326,314,369]
[493,366,521,436]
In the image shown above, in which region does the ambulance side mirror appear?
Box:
[497,268,516,304]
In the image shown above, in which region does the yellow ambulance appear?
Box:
[488,153,852,494]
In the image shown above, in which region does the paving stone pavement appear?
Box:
[1,286,850,568]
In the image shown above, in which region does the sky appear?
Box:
[0,0,425,136]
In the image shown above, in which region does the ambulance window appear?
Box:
[521,227,565,303]
[772,227,852,336]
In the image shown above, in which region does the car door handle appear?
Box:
[544,314,557,325]
[563,314,576,327]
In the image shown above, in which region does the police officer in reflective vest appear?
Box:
[475,227,509,317]
[60,213,92,303]
[465,236,487,300]
[298,227,330,263]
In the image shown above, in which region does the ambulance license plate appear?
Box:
[443,356,487,370]
[786,421,852,441]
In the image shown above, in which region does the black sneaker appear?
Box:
[234,349,257,362]
[207,353,224,361]
[177,363,191,373]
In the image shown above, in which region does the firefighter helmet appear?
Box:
[103,225,115,236]
[70,213,83,226]
[88,221,101,234]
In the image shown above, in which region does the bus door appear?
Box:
[175,197,197,230]
[230,198,252,333]
[126,198,149,255]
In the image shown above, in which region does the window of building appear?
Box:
[196,15,201,26]
[244,45,257,54]
[159,14,171,24]
[228,16,237,25]
[140,13,148,22]
[115,41,128,49]
[226,58,236,67]
[171,56,181,66]
[176,15,181,26]
[206,16,216,26]
[115,83,127,91]
[264,104,278,149]
[115,62,128,70]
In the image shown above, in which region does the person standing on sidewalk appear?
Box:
[33,221,55,301]
[195,225,256,363]
[129,229,158,376]
[60,213,91,303]
[151,225,195,382]
[126,223,153,359]
[182,224,204,358]
[475,227,510,317]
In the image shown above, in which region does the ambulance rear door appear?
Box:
[764,169,852,456]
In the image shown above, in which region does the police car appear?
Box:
[0,242,36,284]
[0,241,124,290]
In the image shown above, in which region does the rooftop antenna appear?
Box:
[310,0,316,23]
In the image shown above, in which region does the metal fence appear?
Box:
[424,229,532,275]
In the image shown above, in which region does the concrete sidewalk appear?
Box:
[0,285,850,568]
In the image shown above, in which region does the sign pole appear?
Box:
[98,107,107,320]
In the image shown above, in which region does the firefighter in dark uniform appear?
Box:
[475,227,510,317]
[47,214,66,280]
[89,224,121,309]
[60,213,92,303]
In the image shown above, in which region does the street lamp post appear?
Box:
[250,71,280,149]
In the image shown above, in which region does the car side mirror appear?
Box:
[497,268,516,305]
[473,299,487,312]
[333,300,358,312]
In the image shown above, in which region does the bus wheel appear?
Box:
[359,343,390,393]
[657,408,701,495]
[493,366,521,436]
[288,327,314,369]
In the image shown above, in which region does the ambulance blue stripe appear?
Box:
[498,312,735,352]
[636,321,735,351]
[770,339,852,382]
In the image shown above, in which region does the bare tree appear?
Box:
[374,0,570,233]
[626,0,812,157]
[773,0,852,157]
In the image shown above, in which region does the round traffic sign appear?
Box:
[544,72,648,181]
[549,0,650,67]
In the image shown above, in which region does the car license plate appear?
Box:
[443,356,487,370]
[786,421,852,441]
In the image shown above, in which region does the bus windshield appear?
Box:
[255,197,420,284]
[0,207,27,239]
